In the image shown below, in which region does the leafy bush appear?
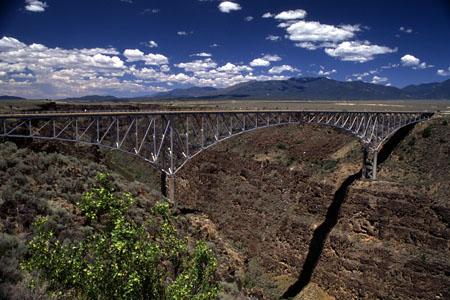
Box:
[22,173,220,300]
[6,156,20,168]
[16,161,33,175]
[37,154,52,170]
[275,143,286,150]
[0,158,8,171]
[0,233,27,284]
[59,179,75,194]
[10,173,29,188]
[320,159,340,170]
[0,141,18,156]
[422,126,431,138]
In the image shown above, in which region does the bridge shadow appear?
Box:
[377,123,415,165]
[281,123,416,299]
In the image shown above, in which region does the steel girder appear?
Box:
[0,110,435,176]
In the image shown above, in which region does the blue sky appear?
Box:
[0,0,450,99]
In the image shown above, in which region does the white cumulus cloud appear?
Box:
[316,67,337,76]
[0,36,148,98]
[0,37,126,72]
[175,58,217,72]
[217,63,252,73]
[249,58,270,67]
[25,0,48,12]
[324,41,397,63]
[262,12,274,18]
[437,67,450,76]
[274,9,307,20]
[400,54,431,69]
[268,65,299,74]
[295,42,318,50]
[122,49,168,65]
[286,21,360,43]
[249,54,281,67]
[399,27,413,34]
[400,54,420,66]
[0,36,305,98]
[190,52,212,57]
[262,54,281,62]
[123,49,144,61]
[244,16,253,21]
[0,36,26,51]
[143,40,158,48]
[371,76,388,84]
[266,35,281,41]
[218,1,241,13]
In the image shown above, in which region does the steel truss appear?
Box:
[0,110,434,179]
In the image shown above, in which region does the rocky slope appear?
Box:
[176,116,449,299]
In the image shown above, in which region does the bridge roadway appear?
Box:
[0,109,435,204]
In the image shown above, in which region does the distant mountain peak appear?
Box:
[147,77,450,100]
[0,95,26,100]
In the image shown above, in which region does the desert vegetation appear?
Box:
[0,141,221,299]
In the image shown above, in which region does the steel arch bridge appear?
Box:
[0,110,434,185]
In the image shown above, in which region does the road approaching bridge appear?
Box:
[0,109,435,203]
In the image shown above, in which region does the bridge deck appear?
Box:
[0,109,435,118]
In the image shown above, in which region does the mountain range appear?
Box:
[3,77,450,101]
[147,77,450,101]
[0,95,26,100]
[60,95,118,101]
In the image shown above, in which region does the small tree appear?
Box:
[22,173,220,300]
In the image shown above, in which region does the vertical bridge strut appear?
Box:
[0,110,435,202]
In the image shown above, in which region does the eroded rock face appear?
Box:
[177,118,450,300]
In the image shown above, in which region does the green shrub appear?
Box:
[275,143,286,150]
[0,141,17,156]
[16,147,30,158]
[56,153,71,165]
[59,179,74,194]
[5,156,20,168]
[0,158,7,171]
[15,161,33,175]
[422,126,431,138]
[286,156,296,166]
[442,120,448,126]
[11,173,28,188]
[321,159,340,170]
[35,173,49,185]
[0,233,27,284]
[22,173,220,300]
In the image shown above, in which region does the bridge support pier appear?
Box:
[168,176,176,208]
[363,149,377,179]
[160,172,176,207]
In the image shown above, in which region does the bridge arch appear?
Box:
[0,110,435,182]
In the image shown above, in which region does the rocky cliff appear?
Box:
[176,116,449,299]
